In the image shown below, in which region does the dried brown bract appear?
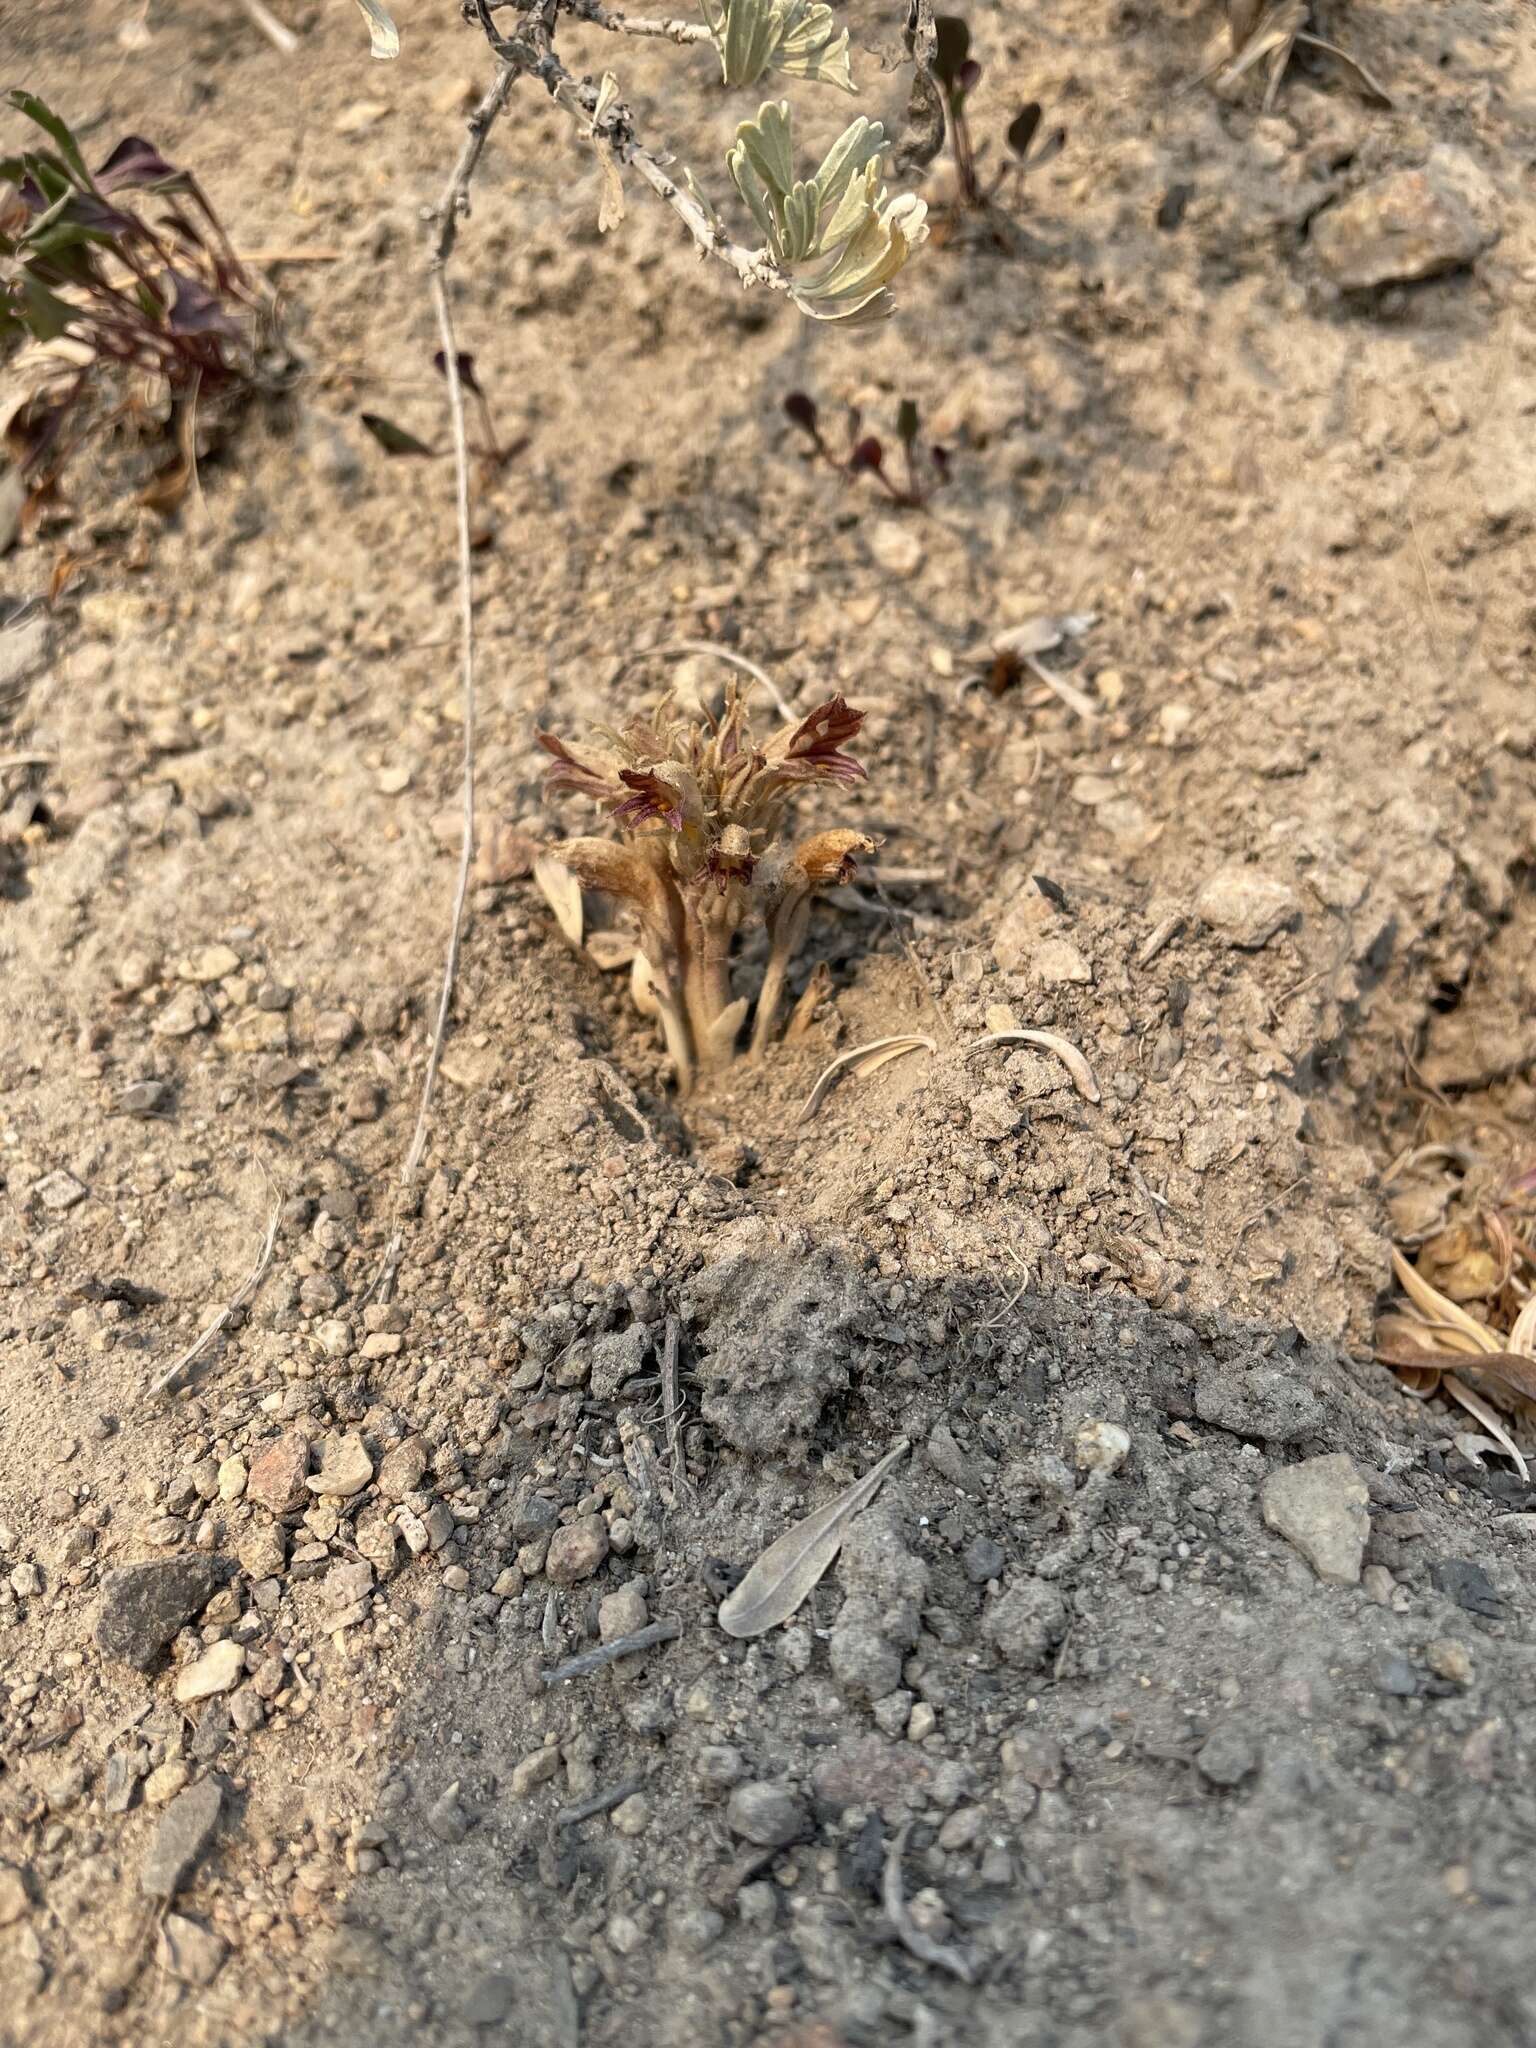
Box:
[1209,1,1391,112]
[537,685,875,1090]
[1377,1148,1536,1479]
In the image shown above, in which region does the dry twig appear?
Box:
[146,1190,282,1398]
[541,1618,683,1684]
[661,1314,693,1504]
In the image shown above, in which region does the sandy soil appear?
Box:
[4,1,1536,2043]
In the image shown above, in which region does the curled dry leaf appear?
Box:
[717,1438,909,1638]
[1444,1376,1529,1483]
[1388,1249,1499,1355]
[799,1034,936,1122]
[883,1820,975,1984]
[971,1028,1101,1103]
[533,854,584,949]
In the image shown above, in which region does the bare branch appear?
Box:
[562,0,712,43]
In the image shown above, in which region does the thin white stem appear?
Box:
[370,63,520,1302]
[240,0,300,54]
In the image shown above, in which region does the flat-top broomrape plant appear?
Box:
[538,688,875,1091]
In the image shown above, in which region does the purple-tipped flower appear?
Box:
[849,435,884,474]
[612,768,685,831]
[768,695,867,785]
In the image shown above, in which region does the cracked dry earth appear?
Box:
[4,1,1536,2045]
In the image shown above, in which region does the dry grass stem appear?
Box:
[146,1190,282,1398]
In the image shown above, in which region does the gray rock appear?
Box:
[1195,868,1300,949]
[94,1555,228,1670]
[462,1971,516,2026]
[424,1781,470,1844]
[726,1781,808,1848]
[590,1325,650,1400]
[1194,1363,1324,1444]
[982,1580,1069,1671]
[829,1509,929,1702]
[1195,1724,1258,1788]
[511,1488,559,1544]
[1431,1557,1502,1619]
[962,1535,1007,1585]
[140,1777,223,1899]
[1313,146,1501,289]
[676,1905,725,1953]
[33,1171,87,1212]
[926,1420,993,1497]
[103,1749,146,1814]
[688,1223,875,1458]
[158,1912,227,1986]
[1033,937,1093,986]
[829,1615,904,1702]
[697,1745,745,1794]
[1375,1654,1421,1698]
[376,1436,428,1501]
[1261,1454,1369,1586]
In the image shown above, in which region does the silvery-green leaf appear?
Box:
[708,0,856,92]
[682,166,723,233]
[725,0,777,85]
[727,143,776,242]
[774,2,854,90]
[810,115,884,212]
[775,24,854,91]
[817,156,880,251]
[735,101,795,202]
[792,191,927,321]
[781,178,823,262]
[354,0,400,59]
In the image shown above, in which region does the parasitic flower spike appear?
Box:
[536,684,875,1089]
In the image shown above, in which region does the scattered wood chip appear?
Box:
[969,1028,1101,1103]
[799,1036,936,1123]
[717,1439,909,1639]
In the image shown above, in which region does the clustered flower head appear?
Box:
[537,686,875,1090]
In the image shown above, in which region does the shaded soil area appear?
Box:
[3,2,1536,2044]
